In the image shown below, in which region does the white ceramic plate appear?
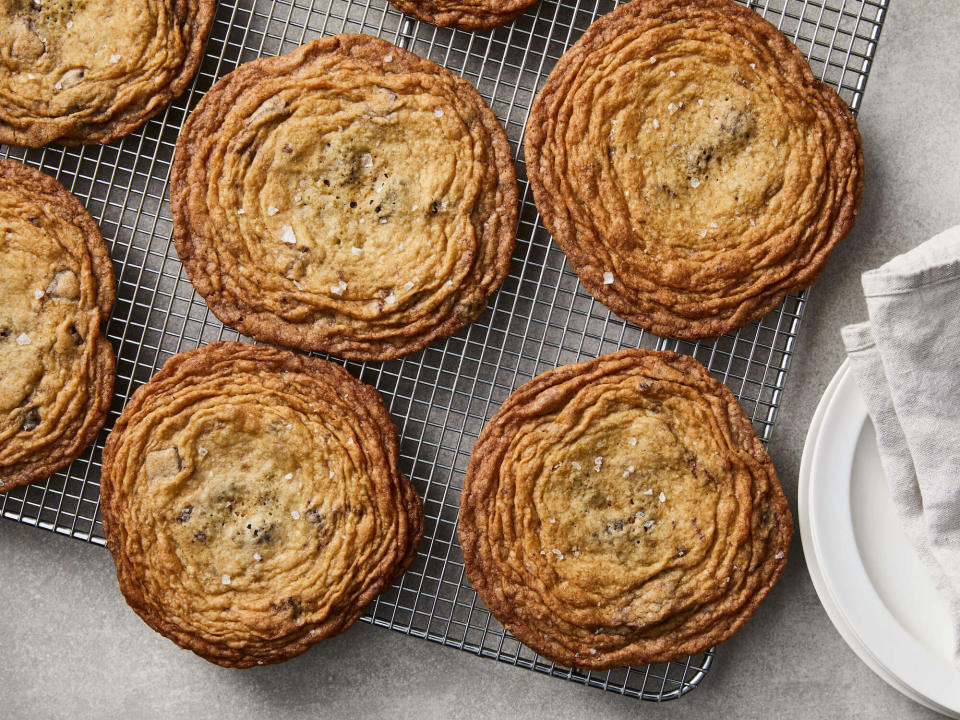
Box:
[798,362,936,714]
[800,360,960,717]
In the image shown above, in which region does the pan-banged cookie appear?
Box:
[0,0,216,146]
[101,342,423,668]
[171,34,517,362]
[525,0,863,340]
[387,0,539,30]
[0,159,115,493]
[459,349,791,669]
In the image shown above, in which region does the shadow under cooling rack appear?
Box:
[1,0,888,703]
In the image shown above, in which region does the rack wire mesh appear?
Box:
[1,0,887,702]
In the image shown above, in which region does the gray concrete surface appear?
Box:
[2,2,958,718]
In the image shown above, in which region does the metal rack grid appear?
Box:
[1,0,887,703]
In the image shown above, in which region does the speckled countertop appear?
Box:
[2,2,958,718]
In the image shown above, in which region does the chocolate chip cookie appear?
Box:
[388,0,539,30]
[171,34,517,361]
[101,342,424,667]
[459,349,791,668]
[525,0,863,339]
[0,0,216,146]
[0,158,115,492]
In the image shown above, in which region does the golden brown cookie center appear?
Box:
[239,95,473,304]
[582,49,797,261]
[509,381,729,603]
[138,403,373,612]
[533,410,722,590]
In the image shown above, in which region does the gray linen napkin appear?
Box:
[841,224,960,661]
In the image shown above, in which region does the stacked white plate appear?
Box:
[800,360,960,717]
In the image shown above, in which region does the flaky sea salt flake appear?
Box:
[290,510,300,520]
[280,224,296,244]
[222,574,231,585]
[602,271,614,285]
[267,205,279,216]
[33,289,44,300]
[15,333,30,346]
[361,153,373,168]
[667,102,678,114]
[254,553,262,561]
[659,491,666,503]
[690,178,701,188]
[652,118,660,130]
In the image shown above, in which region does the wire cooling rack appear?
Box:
[1,0,887,703]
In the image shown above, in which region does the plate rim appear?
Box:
[800,360,960,717]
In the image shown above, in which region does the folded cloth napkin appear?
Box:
[841,224,960,662]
